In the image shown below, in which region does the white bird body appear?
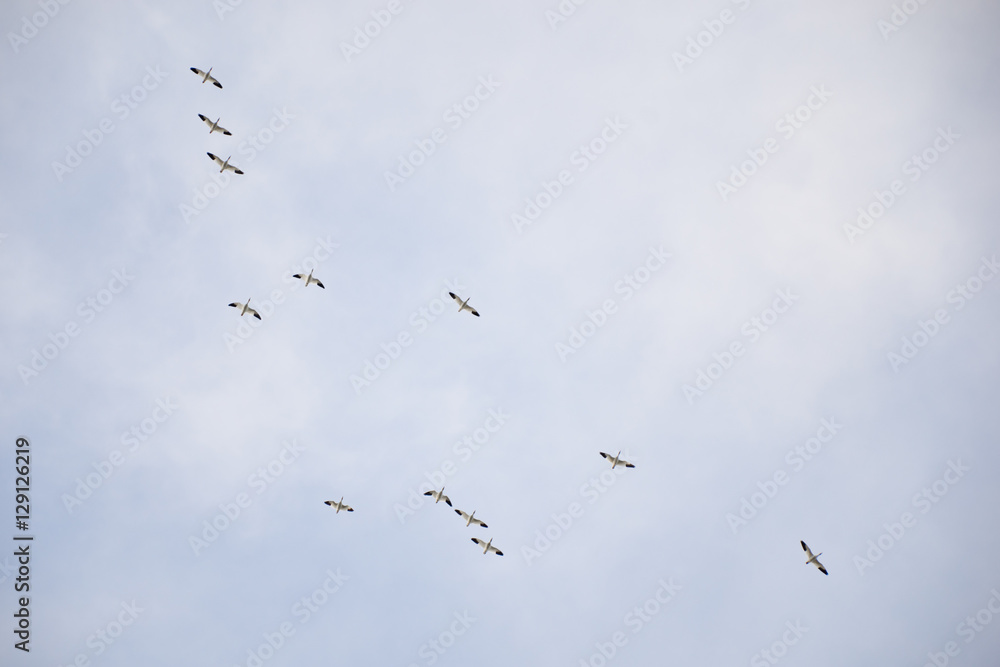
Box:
[198,114,232,135]
[292,269,325,289]
[324,497,353,513]
[423,487,452,507]
[600,451,635,469]
[228,299,261,320]
[449,292,480,317]
[472,537,503,556]
[190,67,223,88]
[455,509,488,528]
[207,152,244,174]
[801,541,828,575]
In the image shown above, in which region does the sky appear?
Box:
[2,0,1000,665]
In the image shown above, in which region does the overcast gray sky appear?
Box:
[2,0,1000,665]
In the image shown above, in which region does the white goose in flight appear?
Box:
[207,152,244,174]
[801,541,828,575]
[228,299,261,320]
[423,487,452,507]
[600,451,635,469]
[292,270,325,289]
[198,114,232,136]
[454,509,488,528]
[449,292,479,317]
[190,67,223,88]
[471,537,503,556]
[324,498,353,513]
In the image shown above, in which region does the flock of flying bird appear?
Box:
[325,450,638,557]
[190,65,830,572]
[190,67,246,177]
[417,485,504,556]
[188,66,333,320]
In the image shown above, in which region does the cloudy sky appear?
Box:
[2,0,999,665]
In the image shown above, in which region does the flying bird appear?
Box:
[423,487,452,507]
[207,152,244,174]
[292,270,324,289]
[190,67,223,88]
[324,498,353,513]
[600,451,635,469]
[471,537,503,556]
[801,541,828,575]
[198,114,232,136]
[449,292,480,317]
[454,509,488,528]
[228,299,261,320]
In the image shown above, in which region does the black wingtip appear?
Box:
[190,67,198,73]
[626,463,635,468]
[228,303,238,307]
[253,313,261,320]
[214,82,223,88]
[801,541,807,550]
[234,169,244,174]
[496,551,504,556]
[472,312,480,317]
[316,282,325,289]
[449,292,457,298]
[445,499,453,507]
[223,130,232,136]
[423,491,432,496]
[207,152,216,159]
[480,523,489,528]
